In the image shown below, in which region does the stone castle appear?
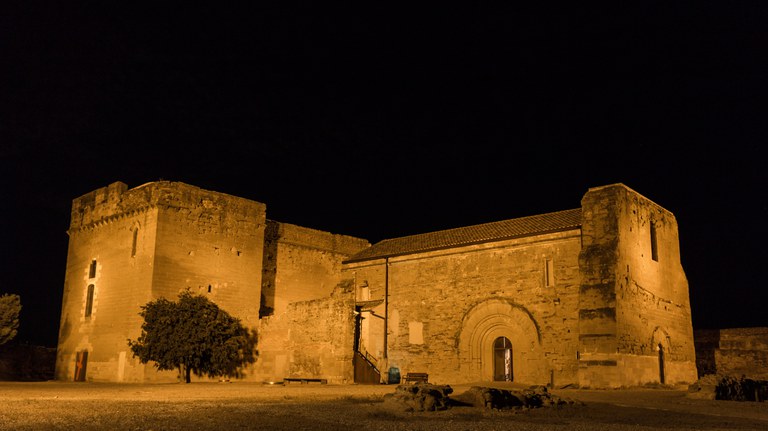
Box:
[56,181,698,387]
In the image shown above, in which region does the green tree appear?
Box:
[0,294,21,346]
[128,291,257,383]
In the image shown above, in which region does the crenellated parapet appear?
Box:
[69,181,266,234]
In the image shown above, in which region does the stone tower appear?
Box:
[55,181,265,382]
[341,183,697,387]
[578,184,697,387]
[56,181,696,387]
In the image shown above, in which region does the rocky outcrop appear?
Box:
[452,385,579,409]
[382,383,580,412]
[687,374,719,399]
[382,383,453,412]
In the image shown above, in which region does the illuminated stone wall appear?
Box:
[56,181,696,387]
[57,182,159,382]
[151,183,266,334]
[261,221,369,316]
[342,184,696,388]
[695,328,768,380]
[344,230,583,386]
[253,281,357,383]
[56,181,266,382]
[578,185,697,387]
[253,222,367,383]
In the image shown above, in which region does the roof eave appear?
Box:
[342,224,582,265]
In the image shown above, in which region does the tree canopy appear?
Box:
[0,294,21,346]
[128,291,257,383]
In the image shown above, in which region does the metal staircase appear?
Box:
[353,350,381,384]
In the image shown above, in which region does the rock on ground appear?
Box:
[687,374,720,400]
[383,383,581,413]
[382,383,453,412]
[452,385,579,410]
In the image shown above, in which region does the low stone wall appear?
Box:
[254,280,356,384]
[694,328,768,380]
[0,344,56,381]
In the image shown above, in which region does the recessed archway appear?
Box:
[457,298,546,384]
[651,327,671,384]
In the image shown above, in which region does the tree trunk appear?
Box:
[185,365,191,384]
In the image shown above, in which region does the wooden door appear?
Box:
[74,351,88,382]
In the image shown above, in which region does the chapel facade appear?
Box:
[56,181,697,387]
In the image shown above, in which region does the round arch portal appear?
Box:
[457,298,547,384]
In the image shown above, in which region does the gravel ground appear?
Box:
[1,382,766,430]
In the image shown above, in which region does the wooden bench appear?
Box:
[284,377,328,384]
[402,372,428,384]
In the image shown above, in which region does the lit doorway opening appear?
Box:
[493,337,513,381]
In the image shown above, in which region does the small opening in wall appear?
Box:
[544,258,555,287]
[208,285,212,293]
[85,284,94,318]
[650,222,659,262]
[131,228,138,257]
[89,260,97,278]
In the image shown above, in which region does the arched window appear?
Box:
[493,337,513,381]
[84,284,94,318]
[131,227,139,257]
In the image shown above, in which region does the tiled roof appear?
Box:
[345,208,582,263]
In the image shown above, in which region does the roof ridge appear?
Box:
[345,208,582,263]
[376,208,582,244]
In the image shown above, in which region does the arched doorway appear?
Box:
[493,337,513,381]
[658,343,665,384]
[458,299,545,384]
[651,327,670,385]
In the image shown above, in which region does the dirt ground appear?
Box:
[1,381,766,430]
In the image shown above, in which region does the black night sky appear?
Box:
[2,3,766,347]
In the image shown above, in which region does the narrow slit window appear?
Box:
[545,258,555,287]
[89,260,97,278]
[650,223,659,261]
[85,284,94,318]
[131,228,138,257]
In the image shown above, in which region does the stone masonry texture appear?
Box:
[57,182,697,387]
[695,328,768,380]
